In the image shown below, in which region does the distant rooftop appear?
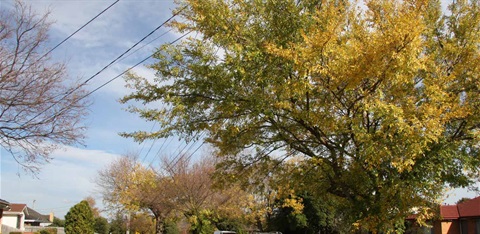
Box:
[5,203,27,213]
[440,196,480,219]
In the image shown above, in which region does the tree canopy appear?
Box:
[97,154,252,233]
[122,0,480,232]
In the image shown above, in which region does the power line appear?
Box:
[38,0,120,62]
[117,28,174,64]
[82,31,190,98]
[146,136,175,167]
[162,131,206,171]
[22,7,186,127]
[138,122,157,161]
[81,9,183,86]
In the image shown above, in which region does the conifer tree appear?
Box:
[65,200,94,234]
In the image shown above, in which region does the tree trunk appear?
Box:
[154,215,165,234]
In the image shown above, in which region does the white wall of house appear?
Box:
[2,213,24,230]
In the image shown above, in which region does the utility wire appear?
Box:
[138,122,157,161]
[82,31,190,98]
[81,10,183,86]
[117,28,174,64]
[38,0,120,62]
[22,8,186,127]
[162,131,205,171]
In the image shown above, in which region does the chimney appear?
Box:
[49,212,54,222]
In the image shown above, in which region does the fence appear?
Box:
[24,226,65,234]
[1,225,20,233]
[0,225,65,234]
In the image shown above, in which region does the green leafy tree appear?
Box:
[64,200,94,234]
[50,217,65,227]
[109,213,127,234]
[122,0,480,232]
[164,219,180,234]
[94,216,110,234]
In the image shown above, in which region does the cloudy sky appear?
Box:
[0,0,206,218]
[0,0,477,220]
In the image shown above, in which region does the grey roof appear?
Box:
[0,199,10,210]
[24,207,51,223]
[0,199,9,205]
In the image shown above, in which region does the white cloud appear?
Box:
[1,146,121,218]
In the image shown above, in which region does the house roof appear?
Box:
[0,199,10,210]
[7,203,27,213]
[440,205,459,219]
[24,207,51,223]
[437,196,480,220]
[457,196,480,218]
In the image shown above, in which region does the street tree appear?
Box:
[0,1,89,173]
[65,200,94,234]
[97,153,251,233]
[94,216,109,234]
[162,154,250,232]
[84,196,101,217]
[122,0,480,232]
[96,155,177,234]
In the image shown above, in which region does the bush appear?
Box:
[40,228,58,234]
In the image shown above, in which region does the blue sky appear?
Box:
[0,0,477,219]
[0,0,206,218]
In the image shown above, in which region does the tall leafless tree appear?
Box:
[0,1,89,173]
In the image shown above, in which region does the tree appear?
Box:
[160,154,251,233]
[129,212,156,234]
[97,153,251,233]
[0,0,89,173]
[262,158,345,234]
[456,197,472,204]
[108,212,127,234]
[65,200,94,234]
[96,155,177,234]
[122,0,480,232]
[84,196,101,217]
[94,216,109,234]
[49,217,65,227]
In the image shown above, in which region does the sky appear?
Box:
[0,0,207,218]
[0,0,477,220]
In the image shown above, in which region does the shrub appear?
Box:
[40,228,58,234]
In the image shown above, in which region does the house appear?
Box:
[2,203,27,231]
[2,203,53,231]
[434,196,480,234]
[24,206,53,227]
[408,196,480,234]
[0,199,10,234]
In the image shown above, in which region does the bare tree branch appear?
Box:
[0,0,89,174]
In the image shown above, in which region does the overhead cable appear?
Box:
[38,0,120,61]
[22,7,187,127]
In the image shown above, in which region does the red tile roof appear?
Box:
[457,196,480,217]
[8,203,26,213]
[440,205,459,219]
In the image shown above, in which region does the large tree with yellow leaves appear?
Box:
[122,0,480,232]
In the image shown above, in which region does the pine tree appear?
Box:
[65,200,94,234]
